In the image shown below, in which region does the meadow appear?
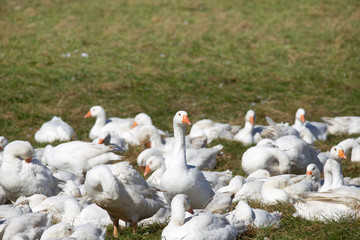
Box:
[1,0,360,239]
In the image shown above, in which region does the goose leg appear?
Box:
[131,222,137,234]
[113,219,119,237]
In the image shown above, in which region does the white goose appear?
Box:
[321,116,360,135]
[226,200,281,228]
[161,194,239,240]
[144,152,232,192]
[0,212,52,240]
[93,131,128,152]
[319,145,346,192]
[42,140,122,175]
[189,119,237,143]
[338,137,360,162]
[241,143,292,175]
[293,146,360,221]
[84,106,133,140]
[160,111,215,209]
[0,141,61,202]
[34,116,76,143]
[84,162,163,236]
[292,108,327,142]
[138,125,220,170]
[234,110,264,145]
[283,164,321,198]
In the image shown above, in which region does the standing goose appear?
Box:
[160,111,215,209]
[84,162,163,236]
[0,141,60,201]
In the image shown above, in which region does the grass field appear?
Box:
[1,0,360,239]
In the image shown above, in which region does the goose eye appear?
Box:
[178,113,181,116]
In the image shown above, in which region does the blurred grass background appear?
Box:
[1,0,360,239]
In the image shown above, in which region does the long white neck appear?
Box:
[170,123,187,170]
[170,201,186,226]
[320,159,335,192]
[294,118,304,126]
[90,113,107,139]
[331,159,344,188]
[94,113,106,128]
[244,121,254,133]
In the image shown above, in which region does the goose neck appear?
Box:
[170,201,186,226]
[171,124,187,169]
[331,159,344,188]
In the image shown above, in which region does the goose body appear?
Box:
[160,111,214,209]
[84,162,163,236]
[161,194,239,240]
[34,116,76,143]
[1,212,52,240]
[42,140,122,174]
[189,119,236,143]
[321,116,360,135]
[0,141,60,201]
[241,144,291,175]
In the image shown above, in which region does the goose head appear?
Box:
[98,131,111,144]
[295,108,306,124]
[0,136,8,151]
[306,163,321,181]
[144,155,165,176]
[137,148,163,171]
[173,111,191,127]
[132,113,153,128]
[4,140,34,163]
[330,145,346,160]
[245,110,256,126]
[84,106,105,118]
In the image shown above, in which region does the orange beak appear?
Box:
[187,207,194,214]
[84,111,92,118]
[249,116,255,125]
[98,138,104,144]
[25,157,32,163]
[306,170,312,175]
[338,149,346,159]
[300,114,306,123]
[0,146,2,151]
[144,165,152,176]
[131,122,138,128]
[182,115,191,125]
[145,142,151,148]
[139,166,145,172]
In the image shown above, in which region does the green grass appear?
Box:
[1,0,360,239]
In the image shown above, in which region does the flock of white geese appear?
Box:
[1,106,360,239]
